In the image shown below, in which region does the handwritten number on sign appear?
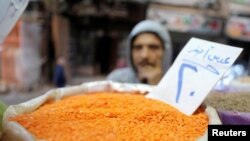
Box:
[176,63,198,103]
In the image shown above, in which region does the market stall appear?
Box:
[146,1,226,60]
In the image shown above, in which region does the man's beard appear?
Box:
[136,60,155,84]
[141,78,148,84]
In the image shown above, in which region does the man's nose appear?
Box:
[140,46,150,58]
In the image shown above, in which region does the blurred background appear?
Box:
[0,0,250,105]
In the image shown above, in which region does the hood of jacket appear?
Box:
[127,20,173,74]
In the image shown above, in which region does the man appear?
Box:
[107,20,173,85]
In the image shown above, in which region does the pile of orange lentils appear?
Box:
[10,92,209,141]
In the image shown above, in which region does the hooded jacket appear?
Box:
[107,20,173,84]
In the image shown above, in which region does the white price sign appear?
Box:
[0,0,29,44]
[147,38,243,115]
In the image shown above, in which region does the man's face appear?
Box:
[132,33,164,83]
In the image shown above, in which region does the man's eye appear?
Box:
[133,45,142,50]
[148,45,161,50]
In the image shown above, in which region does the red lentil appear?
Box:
[10,92,209,141]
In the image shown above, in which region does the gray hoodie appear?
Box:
[107,20,173,84]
